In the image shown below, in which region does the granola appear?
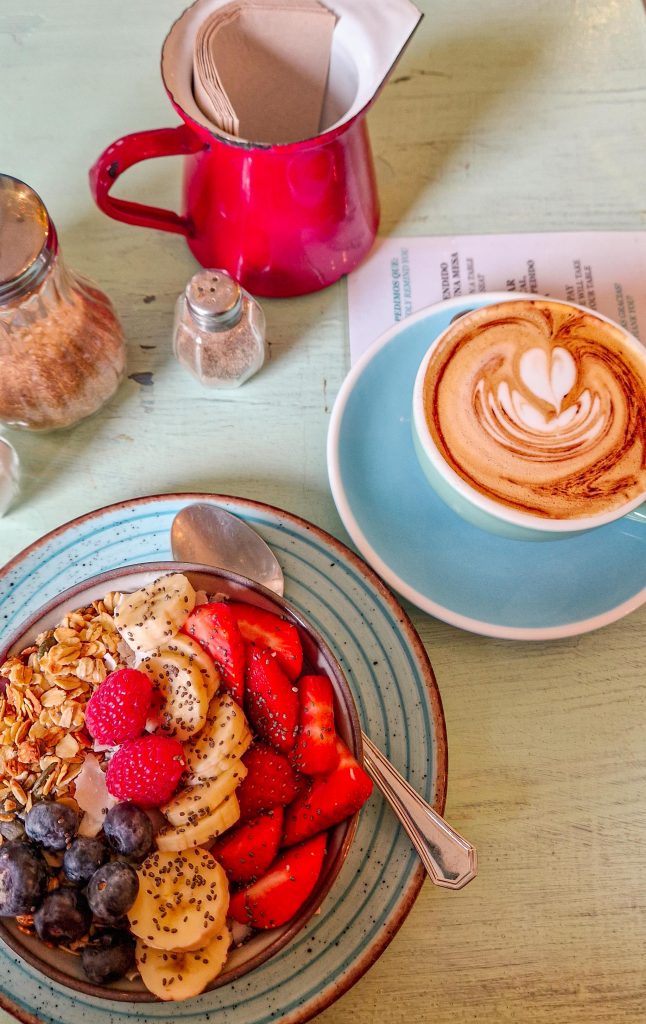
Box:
[0,594,124,823]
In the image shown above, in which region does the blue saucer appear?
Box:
[328,293,646,639]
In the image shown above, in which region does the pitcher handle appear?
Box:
[89,125,207,236]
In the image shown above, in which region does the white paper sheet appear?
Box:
[347,232,646,363]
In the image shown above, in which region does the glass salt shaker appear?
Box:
[0,174,126,431]
[173,269,266,388]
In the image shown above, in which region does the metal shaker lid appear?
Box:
[0,174,57,298]
[185,269,242,330]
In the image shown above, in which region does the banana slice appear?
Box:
[136,927,231,1001]
[128,848,228,952]
[163,632,220,701]
[162,762,248,827]
[139,647,210,741]
[114,573,196,653]
[156,793,240,852]
[184,692,252,780]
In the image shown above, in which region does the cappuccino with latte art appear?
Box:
[413,298,646,534]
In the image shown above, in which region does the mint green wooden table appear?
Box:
[1,2,646,1022]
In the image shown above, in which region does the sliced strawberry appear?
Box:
[282,737,373,846]
[245,645,299,753]
[228,833,327,929]
[237,743,300,821]
[228,602,303,681]
[212,807,283,884]
[182,602,245,703]
[290,674,339,776]
[291,770,311,802]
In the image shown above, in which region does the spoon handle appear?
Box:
[361,733,477,890]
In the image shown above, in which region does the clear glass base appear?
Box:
[0,437,20,516]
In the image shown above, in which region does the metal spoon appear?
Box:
[171,503,477,890]
[171,503,284,596]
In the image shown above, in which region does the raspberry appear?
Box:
[105,735,186,806]
[85,669,153,745]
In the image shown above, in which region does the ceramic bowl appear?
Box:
[0,562,364,1001]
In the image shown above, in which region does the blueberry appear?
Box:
[0,817,26,842]
[63,837,108,885]
[0,840,48,916]
[81,928,136,984]
[86,861,139,923]
[25,801,80,851]
[34,888,91,944]
[103,803,153,860]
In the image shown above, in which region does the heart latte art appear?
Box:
[423,300,646,519]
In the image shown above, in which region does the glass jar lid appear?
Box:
[0,174,57,301]
[185,269,242,330]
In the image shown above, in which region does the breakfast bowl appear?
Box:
[0,562,366,1002]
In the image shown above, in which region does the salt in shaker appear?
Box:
[173,270,266,388]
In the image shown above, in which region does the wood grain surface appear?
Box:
[1,1,645,1022]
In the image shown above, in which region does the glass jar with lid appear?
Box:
[173,269,266,388]
[0,174,126,430]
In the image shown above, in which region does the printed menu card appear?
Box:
[347,231,646,363]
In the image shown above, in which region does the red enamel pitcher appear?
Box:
[89,0,421,298]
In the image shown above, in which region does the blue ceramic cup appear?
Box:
[412,297,646,541]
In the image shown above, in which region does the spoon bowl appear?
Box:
[171,503,284,595]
